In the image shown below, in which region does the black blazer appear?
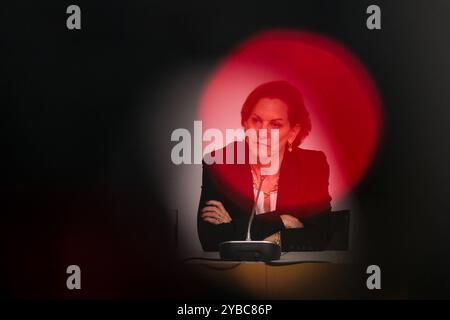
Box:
[197,141,332,251]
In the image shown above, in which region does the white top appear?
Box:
[253,188,278,215]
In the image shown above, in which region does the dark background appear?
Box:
[1,0,449,299]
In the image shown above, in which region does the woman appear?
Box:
[198,81,332,252]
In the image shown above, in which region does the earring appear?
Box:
[288,141,293,152]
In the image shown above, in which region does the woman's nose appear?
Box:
[258,127,269,140]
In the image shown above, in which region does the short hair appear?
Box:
[241,81,311,146]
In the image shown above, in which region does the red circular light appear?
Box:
[199,30,383,202]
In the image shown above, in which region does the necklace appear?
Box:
[250,166,279,195]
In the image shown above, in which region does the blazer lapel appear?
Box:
[276,149,305,213]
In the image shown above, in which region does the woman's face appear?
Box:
[244,97,300,157]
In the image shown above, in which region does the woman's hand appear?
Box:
[264,215,303,243]
[201,200,232,225]
[280,214,304,229]
[264,232,281,244]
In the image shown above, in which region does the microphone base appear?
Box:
[219,241,281,261]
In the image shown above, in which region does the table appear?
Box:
[183,252,405,299]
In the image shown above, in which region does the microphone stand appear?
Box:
[246,175,266,241]
[218,174,281,261]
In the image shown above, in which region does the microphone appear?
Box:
[219,174,281,261]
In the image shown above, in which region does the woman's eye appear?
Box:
[251,117,261,123]
[271,123,282,128]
